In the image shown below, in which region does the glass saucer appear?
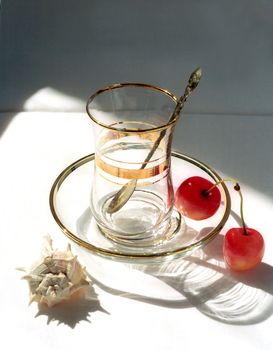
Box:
[49,152,231,263]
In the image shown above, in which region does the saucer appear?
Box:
[49,152,231,263]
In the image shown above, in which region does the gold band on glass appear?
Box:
[95,154,169,180]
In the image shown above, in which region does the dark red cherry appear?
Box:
[175,176,221,220]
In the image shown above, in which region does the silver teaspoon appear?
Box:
[106,67,202,214]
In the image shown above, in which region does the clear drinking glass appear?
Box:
[86,83,181,247]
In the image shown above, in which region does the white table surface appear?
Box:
[1,111,273,350]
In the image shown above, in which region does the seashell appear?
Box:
[20,235,90,307]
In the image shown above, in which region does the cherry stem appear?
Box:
[206,177,248,235]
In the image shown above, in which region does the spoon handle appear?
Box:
[140,67,202,170]
[171,67,202,121]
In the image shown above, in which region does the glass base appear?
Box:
[98,208,182,248]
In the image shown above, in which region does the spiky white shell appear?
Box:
[20,235,89,307]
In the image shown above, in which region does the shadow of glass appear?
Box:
[91,210,273,325]
[35,285,109,328]
[141,231,273,325]
[75,203,273,325]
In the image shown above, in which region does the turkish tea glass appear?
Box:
[86,83,181,247]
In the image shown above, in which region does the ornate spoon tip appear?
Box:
[189,67,202,89]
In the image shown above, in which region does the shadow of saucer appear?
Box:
[35,285,109,328]
[74,207,273,325]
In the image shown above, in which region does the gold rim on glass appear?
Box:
[86,83,178,133]
[49,152,231,262]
